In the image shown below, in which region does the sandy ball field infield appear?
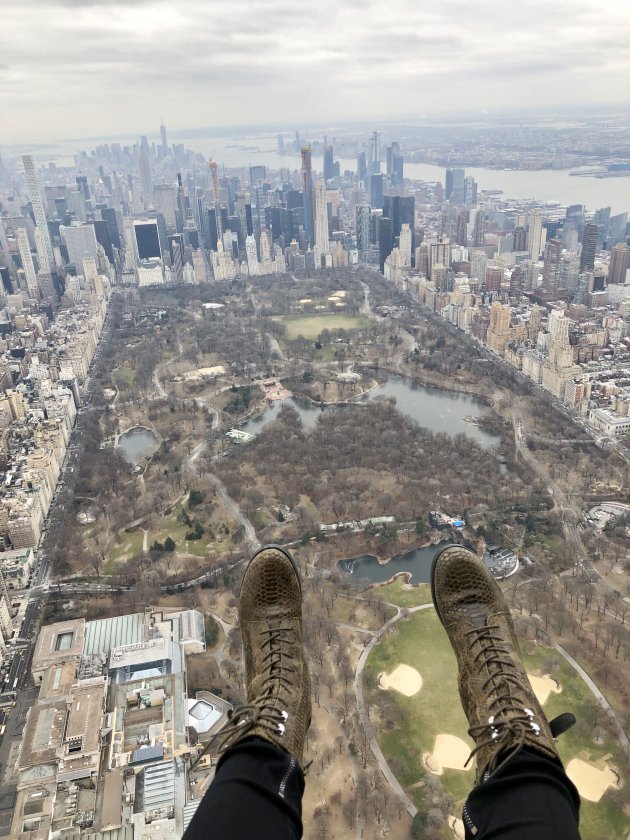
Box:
[423,733,472,775]
[378,663,423,696]
[566,757,619,802]
[526,673,561,705]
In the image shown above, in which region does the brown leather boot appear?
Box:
[431,545,574,782]
[214,546,311,766]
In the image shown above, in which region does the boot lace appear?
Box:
[211,625,297,754]
[463,622,542,777]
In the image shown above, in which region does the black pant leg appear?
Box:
[183,737,304,840]
[462,748,581,840]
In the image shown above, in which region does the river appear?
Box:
[11,131,629,215]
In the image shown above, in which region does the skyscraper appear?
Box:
[383,195,415,242]
[369,132,381,175]
[378,216,393,272]
[445,168,465,203]
[528,209,543,260]
[580,222,598,271]
[139,151,153,209]
[542,238,563,295]
[472,210,486,247]
[356,204,372,254]
[369,174,384,210]
[313,180,329,257]
[301,146,314,247]
[160,122,169,156]
[608,243,630,284]
[323,145,334,182]
[387,142,403,185]
[22,155,55,271]
[455,210,469,246]
[60,223,98,268]
[15,227,38,297]
[357,151,367,182]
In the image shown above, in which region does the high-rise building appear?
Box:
[378,216,393,272]
[471,249,487,282]
[580,222,598,272]
[528,209,543,260]
[356,204,372,253]
[608,243,630,284]
[369,131,381,175]
[22,155,55,271]
[513,226,527,252]
[399,224,412,266]
[429,238,451,276]
[313,180,329,257]
[456,210,469,246]
[245,235,259,276]
[357,151,367,182]
[387,142,403,185]
[160,122,169,156]
[249,165,266,187]
[133,219,162,261]
[139,151,153,209]
[472,210,486,247]
[323,145,334,182]
[464,176,477,205]
[15,226,38,297]
[92,220,114,263]
[542,238,563,295]
[152,185,178,229]
[301,147,314,247]
[60,223,98,268]
[445,168,465,203]
[608,212,628,247]
[594,206,611,250]
[369,174,384,210]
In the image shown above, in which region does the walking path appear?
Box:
[353,603,436,819]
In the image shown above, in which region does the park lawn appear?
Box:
[365,608,475,806]
[106,529,144,566]
[367,612,629,840]
[522,644,629,840]
[151,503,239,557]
[373,578,433,608]
[114,366,136,385]
[281,313,370,341]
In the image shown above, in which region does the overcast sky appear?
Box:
[1,0,628,144]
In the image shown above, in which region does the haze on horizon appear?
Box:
[1,0,629,146]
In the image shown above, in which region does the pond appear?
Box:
[363,376,499,450]
[339,541,453,586]
[239,375,499,450]
[239,397,324,435]
[118,426,160,464]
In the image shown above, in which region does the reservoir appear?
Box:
[340,541,452,586]
[118,426,159,464]
[239,376,499,450]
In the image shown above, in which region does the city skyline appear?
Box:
[1,0,629,144]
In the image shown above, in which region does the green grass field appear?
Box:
[113,366,136,385]
[374,578,433,608]
[365,609,629,839]
[281,313,370,340]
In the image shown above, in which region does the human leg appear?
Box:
[183,546,311,840]
[431,545,581,840]
[183,737,304,840]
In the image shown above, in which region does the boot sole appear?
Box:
[430,544,478,628]
[243,544,303,597]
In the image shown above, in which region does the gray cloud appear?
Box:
[0,0,628,143]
